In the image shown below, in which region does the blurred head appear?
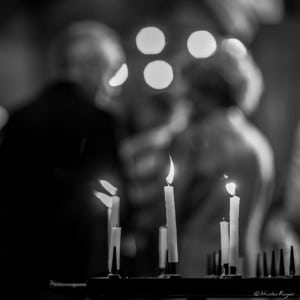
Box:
[176,37,263,118]
[50,20,126,108]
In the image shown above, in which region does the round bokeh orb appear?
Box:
[187,30,217,58]
[143,60,174,90]
[136,26,166,55]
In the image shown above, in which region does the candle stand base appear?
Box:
[203,275,220,279]
[158,268,166,277]
[287,275,300,279]
[108,273,121,279]
[165,273,182,279]
[220,274,242,279]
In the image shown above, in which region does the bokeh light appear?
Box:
[108,63,128,87]
[136,26,166,55]
[221,38,248,58]
[187,30,217,58]
[143,60,174,90]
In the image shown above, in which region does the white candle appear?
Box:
[229,195,240,270]
[164,155,178,263]
[220,219,229,265]
[94,191,113,256]
[159,226,168,269]
[111,195,120,227]
[108,226,122,273]
[109,195,119,269]
[107,207,112,252]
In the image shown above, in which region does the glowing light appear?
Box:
[100,179,118,195]
[226,182,236,196]
[221,38,247,59]
[223,174,229,179]
[136,26,166,55]
[166,155,175,185]
[144,60,174,90]
[108,63,128,87]
[187,30,217,59]
[95,191,112,208]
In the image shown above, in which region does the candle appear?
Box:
[94,191,112,240]
[108,226,122,273]
[110,195,120,227]
[164,155,178,263]
[229,194,240,273]
[225,181,240,274]
[159,226,168,269]
[98,179,120,228]
[220,219,229,266]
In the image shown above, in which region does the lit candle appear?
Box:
[220,219,229,270]
[226,182,240,274]
[108,226,122,273]
[164,155,178,264]
[159,226,168,270]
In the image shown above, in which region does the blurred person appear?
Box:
[173,39,275,277]
[120,38,275,277]
[0,20,126,297]
[269,121,300,274]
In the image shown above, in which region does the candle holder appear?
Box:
[158,267,167,277]
[223,263,229,275]
[165,262,182,278]
[220,266,242,279]
[108,273,121,279]
[82,276,300,299]
[107,247,121,279]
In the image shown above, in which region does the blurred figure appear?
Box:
[121,37,274,277]
[270,122,300,273]
[0,20,126,296]
[173,39,275,277]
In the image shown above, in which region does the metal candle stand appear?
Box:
[49,246,299,298]
[49,276,300,299]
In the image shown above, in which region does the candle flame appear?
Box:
[100,179,118,196]
[225,182,236,196]
[94,191,112,208]
[166,155,175,185]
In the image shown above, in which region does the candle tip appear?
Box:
[263,251,269,277]
[279,248,285,276]
[256,253,262,278]
[270,250,277,277]
[290,245,295,275]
